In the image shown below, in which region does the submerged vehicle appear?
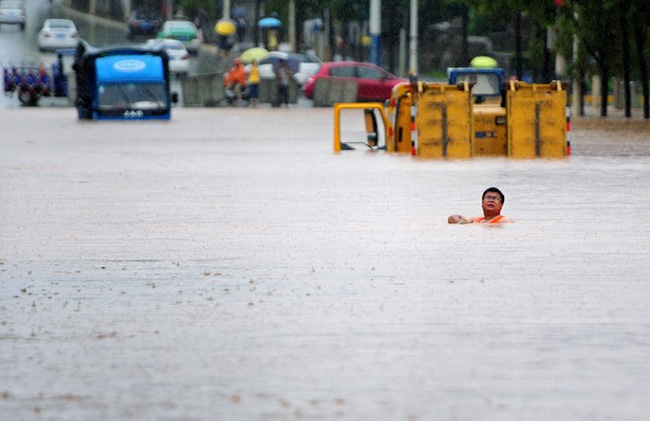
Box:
[73,41,177,120]
[333,62,569,159]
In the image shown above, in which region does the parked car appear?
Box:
[146,38,190,76]
[246,52,321,86]
[302,61,408,102]
[0,0,25,30]
[157,20,201,55]
[126,10,163,39]
[37,19,80,52]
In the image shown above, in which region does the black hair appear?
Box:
[482,187,504,203]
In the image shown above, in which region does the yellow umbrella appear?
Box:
[240,47,269,64]
[470,56,498,68]
[215,19,236,36]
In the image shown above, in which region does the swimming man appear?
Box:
[448,187,514,224]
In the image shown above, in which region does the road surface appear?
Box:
[1,107,650,420]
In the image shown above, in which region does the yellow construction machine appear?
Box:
[333,66,569,158]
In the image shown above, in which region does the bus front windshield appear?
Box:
[98,82,167,111]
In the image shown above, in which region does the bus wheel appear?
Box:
[77,106,91,120]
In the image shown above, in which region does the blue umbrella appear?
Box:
[258,17,281,28]
[261,52,300,74]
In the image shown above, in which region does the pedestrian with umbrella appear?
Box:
[215,18,237,56]
[274,58,292,107]
[258,14,282,51]
[240,47,269,64]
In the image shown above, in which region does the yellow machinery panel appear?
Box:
[473,104,507,156]
[333,102,389,152]
[416,84,473,158]
[387,84,415,154]
[507,81,567,158]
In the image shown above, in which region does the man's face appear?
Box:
[481,192,503,216]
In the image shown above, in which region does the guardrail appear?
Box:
[181,74,299,106]
[181,73,225,107]
[313,79,358,107]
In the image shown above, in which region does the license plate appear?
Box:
[56,34,65,39]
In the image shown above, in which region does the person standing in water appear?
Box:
[448,187,514,224]
[247,59,260,107]
[274,59,291,107]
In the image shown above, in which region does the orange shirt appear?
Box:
[224,64,247,86]
[473,215,506,224]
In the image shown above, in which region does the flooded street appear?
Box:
[1,107,650,420]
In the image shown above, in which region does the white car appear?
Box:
[156,20,201,55]
[0,0,25,30]
[38,19,80,51]
[245,52,321,86]
[146,39,190,76]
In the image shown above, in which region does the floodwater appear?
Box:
[1,107,650,420]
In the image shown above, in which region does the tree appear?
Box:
[558,0,618,117]
[631,0,649,118]
[461,1,542,79]
[619,0,632,117]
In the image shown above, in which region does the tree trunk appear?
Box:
[514,12,523,80]
[254,0,262,46]
[633,13,649,119]
[385,0,402,74]
[579,76,586,116]
[620,0,632,117]
[541,25,551,83]
[461,6,469,67]
[600,64,609,117]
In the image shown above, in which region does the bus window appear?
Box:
[98,82,167,111]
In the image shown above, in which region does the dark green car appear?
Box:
[157,20,201,54]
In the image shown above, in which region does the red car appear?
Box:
[301,61,407,102]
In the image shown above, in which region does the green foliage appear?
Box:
[177,0,209,16]
[178,0,647,93]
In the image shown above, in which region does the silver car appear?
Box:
[37,19,80,52]
[146,38,190,76]
[0,0,26,30]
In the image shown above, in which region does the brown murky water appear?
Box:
[1,108,649,420]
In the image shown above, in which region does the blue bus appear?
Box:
[73,42,176,120]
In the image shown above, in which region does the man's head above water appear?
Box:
[482,187,504,204]
[447,187,514,224]
[481,187,505,218]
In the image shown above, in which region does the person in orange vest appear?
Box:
[448,187,514,224]
[224,58,247,105]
